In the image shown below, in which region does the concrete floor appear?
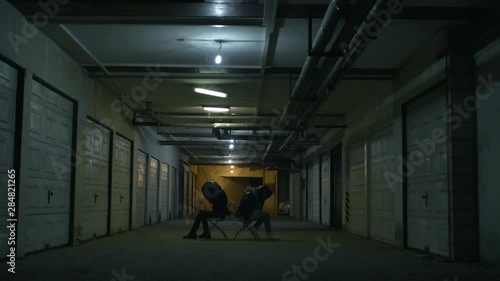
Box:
[1,217,499,281]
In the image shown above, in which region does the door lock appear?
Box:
[120,195,124,203]
[422,193,429,207]
[47,190,54,204]
[94,193,99,203]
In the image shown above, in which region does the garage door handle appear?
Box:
[120,195,124,203]
[94,193,99,203]
[47,190,54,204]
[422,193,428,207]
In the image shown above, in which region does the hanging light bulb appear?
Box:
[215,55,222,64]
[215,40,223,65]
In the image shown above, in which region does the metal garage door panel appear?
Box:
[170,166,177,219]
[183,170,189,217]
[321,153,330,226]
[147,158,159,224]
[312,159,320,223]
[24,80,73,253]
[82,119,110,239]
[407,95,449,256]
[369,126,395,243]
[306,162,313,221]
[332,152,343,228]
[111,134,131,234]
[0,61,17,257]
[136,151,147,227]
[348,143,366,236]
[159,163,169,222]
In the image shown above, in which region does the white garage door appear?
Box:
[147,157,159,225]
[331,150,343,228]
[406,94,449,257]
[183,170,189,217]
[111,134,132,234]
[312,159,321,224]
[0,61,18,256]
[306,162,313,221]
[369,126,395,243]
[321,153,330,226]
[136,151,147,227]
[159,163,169,222]
[24,79,74,253]
[82,119,110,240]
[347,143,366,236]
[170,166,177,219]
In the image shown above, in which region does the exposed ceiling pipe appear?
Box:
[277,131,298,152]
[295,0,391,127]
[213,123,285,130]
[263,0,343,160]
[213,128,288,140]
[141,113,279,120]
[278,0,344,125]
[273,0,391,157]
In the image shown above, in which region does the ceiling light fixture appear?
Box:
[231,165,235,169]
[215,40,223,65]
[195,88,227,98]
[229,144,234,149]
[228,159,232,164]
[230,139,234,143]
[203,106,230,113]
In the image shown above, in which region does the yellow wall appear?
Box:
[192,165,278,214]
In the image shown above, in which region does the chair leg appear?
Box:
[208,220,228,239]
[233,224,250,240]
[233,228,245,240]
[208,220,217,234]
[213,224,228,239]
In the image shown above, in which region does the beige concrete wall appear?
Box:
[193,166,278,215]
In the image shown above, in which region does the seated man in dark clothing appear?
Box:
[237,185,279,240]
[183,181,228,239]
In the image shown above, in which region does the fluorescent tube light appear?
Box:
[195,88,227,98]
[203,107,230,113]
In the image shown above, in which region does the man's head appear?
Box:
[257,185,273,201]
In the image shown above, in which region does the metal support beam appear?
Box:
[158,141,271,146]
[12,2,264,25]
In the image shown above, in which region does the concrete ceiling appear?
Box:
[9,0,500,167]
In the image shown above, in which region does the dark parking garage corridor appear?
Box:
[1,0,500,279]
[1,217,499,281]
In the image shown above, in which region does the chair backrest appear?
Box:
[217,201,237,221]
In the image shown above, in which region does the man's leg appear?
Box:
[249,211,279,240]
[251,211,272,232]
[184,211,214,239]
[200,211,217,235]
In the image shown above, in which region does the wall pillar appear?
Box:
[446,51,479,261]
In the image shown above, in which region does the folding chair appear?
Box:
[206,201,237,239]
[233,212,259,240]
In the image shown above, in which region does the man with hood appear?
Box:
[237,185,280,240]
